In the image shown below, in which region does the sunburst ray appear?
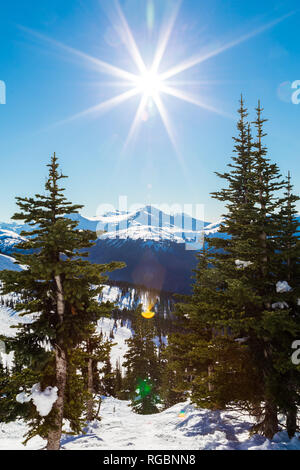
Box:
[54,88,140,127]
[125,94,148,148]
[160,11,295,81]
[114,0,147,74]
[151,0,181,74]
[161,85,232,118]
[18,24,138,82]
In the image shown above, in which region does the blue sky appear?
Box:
[0,0,299,222]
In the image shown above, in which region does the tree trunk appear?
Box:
[46,274,66,451]
[208,364,214,392]
[286,406,297,439]
[86,357,94,422]
[263,400,279,439]
[252,399,278,439]
[46,348,67,450]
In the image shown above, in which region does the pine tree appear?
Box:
[100,354,115,397]
[167,247,263,411]
[0,360,10,421]
[160,341,187,409]
[270,173,300,437]
[79,331,113,422]
[167,98,300,439]
[0,154,124,449]
[114,359,124,399]
[123,306,160,414]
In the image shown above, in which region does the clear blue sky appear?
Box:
[0,0,299,222]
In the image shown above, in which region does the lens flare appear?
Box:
[136,379,152,398]
[142,303,155,319]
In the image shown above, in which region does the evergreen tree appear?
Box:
[123,306,160,414]
[114,359,124,399]
[0,360,10,421]
[270,173,300,437]
[168,98,299,439]
[0,154,124,449]
[100,354,116,397]
[80,330,113,422]
[160,340,187,409]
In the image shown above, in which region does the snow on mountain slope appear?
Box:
[0,221,33,235]
[68,205,208,245]
[0,208,223,295]
[98,285,171,314]
[0,254,22,271]
[97,317,132,370]
[1,397,300,450]
[0,304,34,369]
[0,296,132,371]
[0,206,216,257]
[0,306,23,338]
[99,285,145,310]
[0,230,25,255]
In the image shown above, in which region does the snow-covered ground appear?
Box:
[0,253,22,271]
[97,317,132,370]
[1,397,300,450]
[1,294,300,451]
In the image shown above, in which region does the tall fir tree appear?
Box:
[0,154,124,449]
[270,173,300,437]
[113,359,124,399]
[80,329,114,422]
[100,353,116,397]
[123,306,160,414]
[167,98,300,439]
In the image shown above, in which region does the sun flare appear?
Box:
[134,70,163,99]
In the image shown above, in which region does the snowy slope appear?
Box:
[98,284,172,315]
[1,397,300,450]
[97,317,132,371]
[0,254,22,271]
[69,205,207,245]
[1,296,300,450]
[0,301,35,369]
[0,306,24,338]
[0,293,132,371]
[0,230,25,255]
[0,205,210,247]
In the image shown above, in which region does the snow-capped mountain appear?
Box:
[68,205,210,245]
[0,205,220,249]
[0,206,223,293]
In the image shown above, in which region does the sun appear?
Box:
[134,70,163,99]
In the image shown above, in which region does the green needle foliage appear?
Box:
[0,153,125,449]
[166,97,300,439]
[123,306,160,414]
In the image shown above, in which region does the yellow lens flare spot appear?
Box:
[178,410,186,419]
[141,303,155,319]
